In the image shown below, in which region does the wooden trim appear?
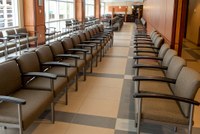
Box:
[171,0,178,49]
[178,0,188,56]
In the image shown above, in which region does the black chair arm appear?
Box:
[134,46,160,49]
[68,48,88,53]
[134,50,159,54]
[56,54,80,59]
[133,92,200,106]
[133,76,176,84]
[133,64,168,70]
[42,62,72,68]
[23,72,57,79]
[0,95,26,105]
[133,56,163,61]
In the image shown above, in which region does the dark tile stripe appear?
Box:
[42,111,116,129]
[72,113,116,129]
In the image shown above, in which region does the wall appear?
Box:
[105,2,133,14]
[143,0,175,45]
[186,0,200,45]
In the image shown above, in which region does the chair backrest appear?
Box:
[6,29,16,40]
[153,37,164,49]
[36,46,54,64]
[85,30,91,40]
[49,41,65,57]
[17,52,41,73]
[151,33,160,43]
[158,43,170,59]
[61,37,74,54]
[16,28,28,38]
[71,34,81,46]
[161,49,177,66]
[78,32,87,42]
[0,60,21,95]
[166,56,186,79]
[0,31,4,42]
[97,24,104,32]
[174,67,200,117]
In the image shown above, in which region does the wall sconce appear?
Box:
[38,0,43,6]
[119,6,121,9]
[132,6,134,9]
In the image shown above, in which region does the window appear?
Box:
[0,0,19,29]
[101,2,105,16]
[85,0,94,17]
[45,0,74,31]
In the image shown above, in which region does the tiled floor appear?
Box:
[1,23,200,134]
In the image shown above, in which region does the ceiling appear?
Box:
[101,0,143,2]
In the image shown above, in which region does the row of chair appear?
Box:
[134,17,147,35]
[0,24,113,134]
[132,30,200,134]
[0,28,38,58]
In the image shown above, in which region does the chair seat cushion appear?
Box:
[62,59,85,71]
[25,77,67,96]
[0,89,53,129]
[139,81,173,95]
[46,67,77,81]
[142,98,189,125]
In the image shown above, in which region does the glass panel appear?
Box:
[45,0,75,31]
[0,0,19,29]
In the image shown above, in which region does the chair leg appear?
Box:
[100,48,102,62]
[137,98,142,134]
[90,60,93,73]
[17,104,23,134]
[188,105,194,134]
[75,74,78,91]
[96,55,98,67]
[51,102,55,123]
[83,67,86,81]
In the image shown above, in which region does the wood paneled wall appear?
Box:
[186,0,200,45]
[143,0,175,45]
[108,6,128,12]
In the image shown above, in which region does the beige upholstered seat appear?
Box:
[0,60,54,134]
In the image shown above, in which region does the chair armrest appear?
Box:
[133,92,200,106]
[133,64,168,70]
[134,50,159,54]
[133,76,176,84]
[134,38,151,41]
[0,37,8,40]
[134,46,160,49]
[76,44,96,48]
[82,41,100,44]
[134,42,154,45]
[90,38,104,40]
[0,96,26,105]
[133,56,163,61]
[42,62,71,68]
[23,72,57,79]
[68,48,88,53]
[56,54,80,59]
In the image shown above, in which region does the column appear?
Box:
[95,0,100,19]
[23,0,45,45]
[75,0,85,23]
